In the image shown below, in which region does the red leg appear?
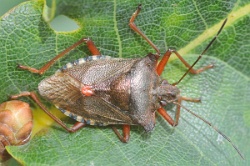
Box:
[85,38,101,56]
[129,4,160,56]
[18,37,100,75]
[129,5,226,81]
[157,96,201,126]
[157,107,175,126]
[157,19,227,83]
[70,122,86,132]
[112,125,130,143]
[156,49,213,76]
[10,91,85,133]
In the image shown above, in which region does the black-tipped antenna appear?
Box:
[173,101,244,159]
[173,19,228,86]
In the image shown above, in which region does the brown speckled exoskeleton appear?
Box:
[10,4,243,159]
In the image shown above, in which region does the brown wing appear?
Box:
[65,58,138,85]
[38,71,82,108]
[38,57,138,107]
[38,57,139,125]
[60,95,134,125]
[38,71,133,125]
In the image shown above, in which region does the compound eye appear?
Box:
[162,80,168,84]
[160,100,167,106]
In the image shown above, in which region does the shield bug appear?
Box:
[10,4,243,159]
[0,100,32,161]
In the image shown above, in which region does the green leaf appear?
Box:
[1,0,249,165]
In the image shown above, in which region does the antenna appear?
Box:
[173,101,244,159]
[173,19,228,86]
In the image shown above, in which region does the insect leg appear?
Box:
[70,122,86,132]
[85,38,101,56]
[10,91,85,133]
[112,125,130,143]
[129,4,160,56]
[180,96,201,102]
[157,107,175,126]
[156,49,213,76]
[157,96,201,126]
[157,18,227,79]
[18,37,100,75]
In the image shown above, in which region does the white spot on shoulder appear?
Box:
[90,120,95,125]
[78,58,86,64]
[64,110,71,116]
[66,62,73,68]
[76,116,83,122]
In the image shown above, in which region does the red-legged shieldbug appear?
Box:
[10,4,244,159]
[0,100,32,161]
